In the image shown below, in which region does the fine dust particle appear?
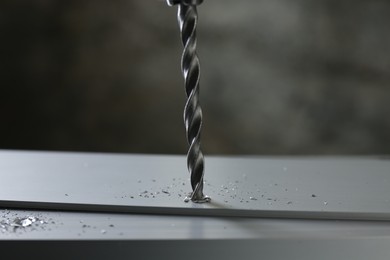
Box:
[65,194,69,196]
[311,194,317,198]
[323,201,328,205]
[109,224,114,227]
[101,229,107,234]
[249,197,257,201]
[287,201,293,205]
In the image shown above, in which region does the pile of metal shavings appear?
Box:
[126,177,189,200]
[1,209,54,234]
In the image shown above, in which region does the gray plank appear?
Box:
[1,150,390,220]
[1,208,390,259]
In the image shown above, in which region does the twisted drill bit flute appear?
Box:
[166,0,210,203]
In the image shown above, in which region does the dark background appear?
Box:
[1,0,389,155]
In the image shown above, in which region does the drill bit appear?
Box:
[167,0,210,203]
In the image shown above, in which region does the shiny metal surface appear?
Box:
[167,0,208,202]
[167,0,204,6]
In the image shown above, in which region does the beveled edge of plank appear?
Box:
[1,199,390,221]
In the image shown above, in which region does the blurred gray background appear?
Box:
[1,0,389,155]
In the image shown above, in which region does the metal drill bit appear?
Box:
[167,0,210,203]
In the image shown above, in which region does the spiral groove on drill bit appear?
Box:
[167,0,210,203]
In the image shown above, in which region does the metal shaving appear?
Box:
[1,215,47,232]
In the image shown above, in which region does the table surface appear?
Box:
[1,150,390,220]
[1,150,390,259]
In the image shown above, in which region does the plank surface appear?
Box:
[1,150,390,220]
[1,208,390,260]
